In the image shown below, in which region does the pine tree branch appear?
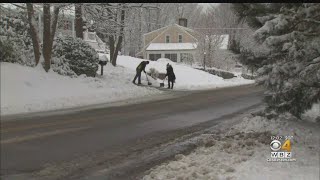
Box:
[306,56,320,66]
[300,81,320,88]
[302,18,320,24]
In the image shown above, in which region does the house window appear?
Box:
[178,34,182,43]
[149,54,161,61]
[166,35,170,43]
[165,53,177,62]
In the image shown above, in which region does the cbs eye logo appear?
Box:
[270,139,291,151]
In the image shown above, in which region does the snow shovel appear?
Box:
[145,73,152,86]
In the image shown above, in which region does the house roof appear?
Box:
[136,24,198,56]
[174,24,195,33]
[143,26,169,36]
[143,24,198,43]
[146,43,198,51]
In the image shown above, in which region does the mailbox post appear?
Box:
[99,60,107,75]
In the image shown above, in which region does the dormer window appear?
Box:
[166,35,170,43]
[178,34,182,43]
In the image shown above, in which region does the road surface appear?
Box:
[1,84,264,180]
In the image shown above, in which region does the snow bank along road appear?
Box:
[1,84,264,180]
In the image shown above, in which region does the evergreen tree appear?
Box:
[232,3,320,118]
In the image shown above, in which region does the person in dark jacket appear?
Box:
[165,63,176,89]
[132,61,149,84]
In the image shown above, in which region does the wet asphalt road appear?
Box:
[0,84,264,179]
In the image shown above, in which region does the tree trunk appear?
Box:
[26,3,40,65]
[42,4,60,72]
[43,3,51,72]
[50,6,60,44]
[147,9,151,32]
[110,8,125,66]
[75,3,83,39]
[208,38,212,67]
[155,4,161,29]
[203,55,206,70]
[109,35,115,64]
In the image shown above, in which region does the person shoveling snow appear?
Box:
[132,61,149,85]
[165,63,176,89]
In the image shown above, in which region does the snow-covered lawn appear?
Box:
[143,112,320,180]
[0,62,162,115]
[117,56,254,90]
[1,55,253,115]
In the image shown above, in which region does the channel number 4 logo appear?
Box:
[270,139,292,159]
[270,139,291,151]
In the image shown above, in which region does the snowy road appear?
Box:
[1,84,264,180]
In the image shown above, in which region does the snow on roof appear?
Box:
[146,43,197,51]
[175,24,195,33]
[143,26,168,36]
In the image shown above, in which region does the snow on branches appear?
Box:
[234,3,320,118]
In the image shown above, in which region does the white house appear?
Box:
[137,18,198,63]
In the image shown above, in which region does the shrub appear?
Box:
[52,36,99,77]
[0,14,35,66]
[241,73,256,80]
[196,68,236,79]
[0,38,16,63]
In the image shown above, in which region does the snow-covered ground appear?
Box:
[1,55,253,115]
[143,111,320,180]
[0,62,162,115]
[117,56,254,90]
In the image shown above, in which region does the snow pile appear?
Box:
[1,62,161,115]
[303,103,320,123]
[117,56,254,90]
[143,114,320,180]
[156,58,176,65]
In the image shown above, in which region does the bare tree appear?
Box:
[26,3,62,71]
[194,11,224,69]
[122,3,203,57]
[84,3,158,66]
[42,3,61,72]
[75,3,83,39]
[26,3,40,65]
[209,4,243,52]
[108,6,125,66]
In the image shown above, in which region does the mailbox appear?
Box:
[99,60,107,75]
[99,60,107,66]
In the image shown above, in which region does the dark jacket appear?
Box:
[165,65,176,81]
[136,61,148,73]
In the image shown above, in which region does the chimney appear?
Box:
[178,18,187,27]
